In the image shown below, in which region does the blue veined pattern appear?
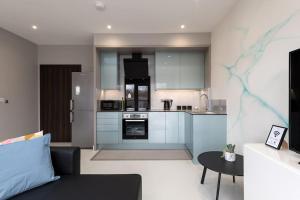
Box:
[224,11,300,129]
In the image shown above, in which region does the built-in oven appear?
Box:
[122,113,148,139]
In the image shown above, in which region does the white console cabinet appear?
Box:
[244,144,300,200]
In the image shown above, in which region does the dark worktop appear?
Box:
[97,109,227,115]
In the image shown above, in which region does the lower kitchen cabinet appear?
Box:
[166,112,179,143]
[184,112,193,154]
[149,112,183,144]
[148,112,166,143]
[98,132,119,144]
[97,112,122,145]
[178,112,185,144]
[96,111,226,158]
[190,114,227,163]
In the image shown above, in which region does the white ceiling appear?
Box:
[0,0,238,45]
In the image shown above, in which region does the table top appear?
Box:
[198,151,244,176]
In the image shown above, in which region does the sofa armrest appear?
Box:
[50,147,80,175]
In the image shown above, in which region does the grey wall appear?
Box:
[94,33,211,47]
[37,45,94,142]
[38,45,93,72]
[0,28,38,140]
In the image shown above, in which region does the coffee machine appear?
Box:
[161,99,173,110]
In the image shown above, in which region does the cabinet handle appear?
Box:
[70,112,74,123]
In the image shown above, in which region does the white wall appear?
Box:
[0,28,38,140]
[211,0,300,152]
[37,45,94,140]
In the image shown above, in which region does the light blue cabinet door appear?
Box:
[100,51,119,90]
[155,51,180,89]
[97,131,119,144]
[155,50,205,90]
[178,112,185,144]
[180,51,205,89]
[148,112,166,143]
[166,112,179,143]
[184,113,193,154]
[192,115,227,163]
[96,112,121,145]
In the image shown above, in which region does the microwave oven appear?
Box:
[100,100,122,111]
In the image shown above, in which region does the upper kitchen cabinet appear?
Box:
[100,51,119,90]
[155,51,180,89]
[155,50,205,90]
[180,51,204,89]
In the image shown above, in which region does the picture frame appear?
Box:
[265,125,288,150]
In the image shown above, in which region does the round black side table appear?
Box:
[197,151,244,200]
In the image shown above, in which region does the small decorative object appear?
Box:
[281,139,289,150]
[265,125,288,150]
[222,144,236,162]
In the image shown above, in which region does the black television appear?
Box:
[289,48,300,153]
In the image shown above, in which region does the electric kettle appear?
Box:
[161,99,173,110]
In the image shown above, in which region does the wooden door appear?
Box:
[40,65,81,142]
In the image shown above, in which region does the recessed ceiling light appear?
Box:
[32,25,38,30]
[107,25,112,30]
[180,25,185,29]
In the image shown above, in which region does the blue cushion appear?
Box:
[0,134,59,199]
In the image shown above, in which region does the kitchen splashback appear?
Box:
[151,90,201,110]
[98,89,203,110]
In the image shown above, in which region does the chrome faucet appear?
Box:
[200,94,209,111]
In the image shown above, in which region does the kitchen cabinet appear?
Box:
[155,51,180,89]
[148,112,166,143]
[178,112,185,144]
[96,111,226,156]
[149,112,183,144]
[97,112,121,145]
[191,114,227,163]
[166,112,179,143]
[155,50,205,90]
[184,112,193,154]
[180,51,204,89]
[100,51,119,90]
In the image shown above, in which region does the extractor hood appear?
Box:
[124,53,149,79]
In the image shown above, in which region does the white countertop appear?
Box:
[244,143,300,175]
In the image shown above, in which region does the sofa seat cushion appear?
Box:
[11,174,142,200]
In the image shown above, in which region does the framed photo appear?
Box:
[265,125,288,150]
